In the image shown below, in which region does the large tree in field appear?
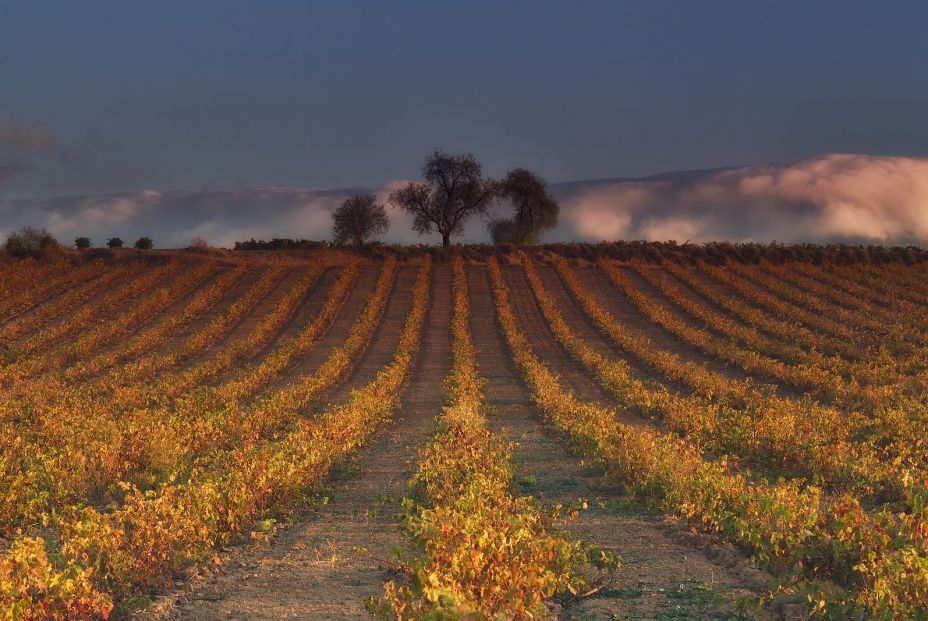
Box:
[390,150,497,247]
[332,194,390,248]
[488,168,559,245]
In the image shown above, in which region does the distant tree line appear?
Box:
[234,238,328,251]
[5,225,927,266]
[0,227,158,259]
[6,148,928,263]
[585,240,928,265]
[358,241,928,265]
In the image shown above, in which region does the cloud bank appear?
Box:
[1,154,927,247]
[559,154,928,245]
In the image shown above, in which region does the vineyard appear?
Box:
[1,248,927,620]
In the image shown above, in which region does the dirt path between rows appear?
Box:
[502,265,651,434]
[468,264,777,621]
[217,268,306,353]
[81,264,229,370]
[7,264,149,347]
[533,262,676,389]
[759,264,865,313]
[152,264,452,620]
[668,265,789,342]
[573,264,761,386]
[690,265,871,359]
[169,266,267,366]
[248,265,340,364]
[0,262,110,324]
[268,264,382,389]
[316,265,417,403]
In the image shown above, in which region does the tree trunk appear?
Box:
[441,232,450,247]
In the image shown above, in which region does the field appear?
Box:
[1,247,927,620]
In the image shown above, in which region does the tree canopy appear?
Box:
[389,150,496,247]
[332,194,389,248]
[488,168,559,245]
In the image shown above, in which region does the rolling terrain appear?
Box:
[1,248,927,620]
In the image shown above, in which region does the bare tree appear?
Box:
[390,150,496,247]
[488,168,559,245]
[332,194,390,248]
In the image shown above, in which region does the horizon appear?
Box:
[3,153,928,248]
[3,3,928,246]
[5,6,928,617]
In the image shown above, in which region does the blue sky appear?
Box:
[2,1,927,197]
[3,2,928,247]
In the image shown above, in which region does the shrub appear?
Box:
[4,227,61,258]
[186,237,219,254]
[134,237,154,250]
[233,238,326,251]
[106,237,124,249]
[74,237,92,249]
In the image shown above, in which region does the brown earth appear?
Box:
[270,264,382,386]
[467,264,780,621]
[120,258,809,621]
[572,263,770,387]
[144,264,453,620]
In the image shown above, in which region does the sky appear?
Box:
[1,2,928,246]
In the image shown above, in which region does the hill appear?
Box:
[1,245,926,618]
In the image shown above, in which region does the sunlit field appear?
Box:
[1,243,927,619]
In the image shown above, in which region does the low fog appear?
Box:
[2,154,926,248]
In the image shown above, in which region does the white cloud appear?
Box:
[637,215,707,242]
[4,154,928,247]
[566,184,657,240]
[562,154,928,244]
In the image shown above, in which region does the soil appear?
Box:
[249,265,340,363]
[533,262,669,387]
[269,264,382,386]
[216,268,306,356]
[174,267,263,344]
[572,264,761,385]
[145,264,453,620]
[466,264,782,621]
[129,259,807,621]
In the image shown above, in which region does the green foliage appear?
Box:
[374,254,620,619]
[4,227,60,259]
[0,537,113,620]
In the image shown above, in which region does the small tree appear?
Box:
[134,237,153,250]
[5,227,59,258]
[487,168,559,245]
[188,237,210,252]
[390,149,497,247]
[332,194,389,249]
[74,236,92,249]
[107,237,124,248]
